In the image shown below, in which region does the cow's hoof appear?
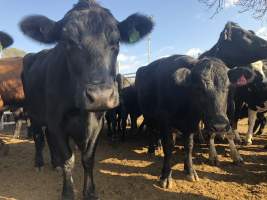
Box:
[147,152,156,159]
[186,170,199,182]
[83,193,100,200]
[35,166,44,172]
[159,177,173,189]
[54,166,63,174]
[234,138,242,145]
[255,131,263,136]
[243,140,252,146]
[62,191,75,200]
[209,158,220,166]
[62,195,74,200]
[233,158,244,166]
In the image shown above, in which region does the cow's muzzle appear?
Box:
[83,83,119,111]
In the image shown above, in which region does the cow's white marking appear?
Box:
[255,101,267,112]
[245,109,257,144]
[251,60,265,78]
[209,133,218,163]
[226,134,243,163]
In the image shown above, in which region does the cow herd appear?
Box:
[0,0,267,200]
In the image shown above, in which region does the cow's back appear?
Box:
[22,49,51,122]
[136,55,197,119]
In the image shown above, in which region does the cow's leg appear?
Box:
[26,120,33,139]
[82,113,102,200]
[208,133,219,166]
[159,127,174,189]
[32,122,45,170]
[255,113,266,135]
[226,133,244,165]
[146,127,157,156]
[230,118,242,143]
[50,134,75,200]
[184,133,199,182]
[198,121,206,144]
[45,128,61,169]
[119,105,128,141]
[137,120,145,134]
[13,120,23,139]
[130,114,138,133]
[120,116,127,141]
[0,139,9,156]
[245,109,257,145]
[105,113,112,137]
[111,112,117,140]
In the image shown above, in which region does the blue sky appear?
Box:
[1,0,267,74]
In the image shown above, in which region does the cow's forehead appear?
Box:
[62,6,118,34]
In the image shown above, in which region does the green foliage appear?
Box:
[1,48,26,58]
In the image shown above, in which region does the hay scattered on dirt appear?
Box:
[0,119,266,200]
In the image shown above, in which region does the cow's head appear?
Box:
[239,67,267,110]
[0,31,13,49]
[208,22,267,67]
[20,0,153,111]
[174,57,255,133]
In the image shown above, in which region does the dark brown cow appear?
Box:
[0,31,14,155]
[0,57,24,111]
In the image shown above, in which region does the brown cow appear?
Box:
[0,57,24,111]
[0,31,14,154]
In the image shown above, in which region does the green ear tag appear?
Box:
[129,29,140,43]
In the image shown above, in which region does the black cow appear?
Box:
[105,74,133,140]
[200,22,267,68]
[230,66,267,145]
[119,84,142,140]
[20,0,153,199]
[198,22,267,162]
[136,55,252,188]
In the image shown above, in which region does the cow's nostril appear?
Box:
[109,88,115,98]
[86,89,95,103]
[213,123,228,131]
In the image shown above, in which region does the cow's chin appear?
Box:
[77,96,119,112]
[203,122,231,135]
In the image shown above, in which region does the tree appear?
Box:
[199,0,267,19]
[1,48,26,58]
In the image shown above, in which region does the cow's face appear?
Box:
[0,31,13,49]
[245,72,267,111]
[217,22,267,67]
[191,59,230,132]
[20,0,153,111]
[175,58,255,133]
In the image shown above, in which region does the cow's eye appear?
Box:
[110,38,119,47]
[110,40,119,52]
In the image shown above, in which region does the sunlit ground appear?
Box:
[0,118,266,200]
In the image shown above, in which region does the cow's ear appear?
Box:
[118,13,154,44]
[20,15,60,44]
[221,21,234,41]
[0,31,13,49]
[228,67,255,87]
[174,68,191,86]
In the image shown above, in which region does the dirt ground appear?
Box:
[0,119,266,200]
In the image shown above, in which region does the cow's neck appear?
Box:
[199,44,237,68]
